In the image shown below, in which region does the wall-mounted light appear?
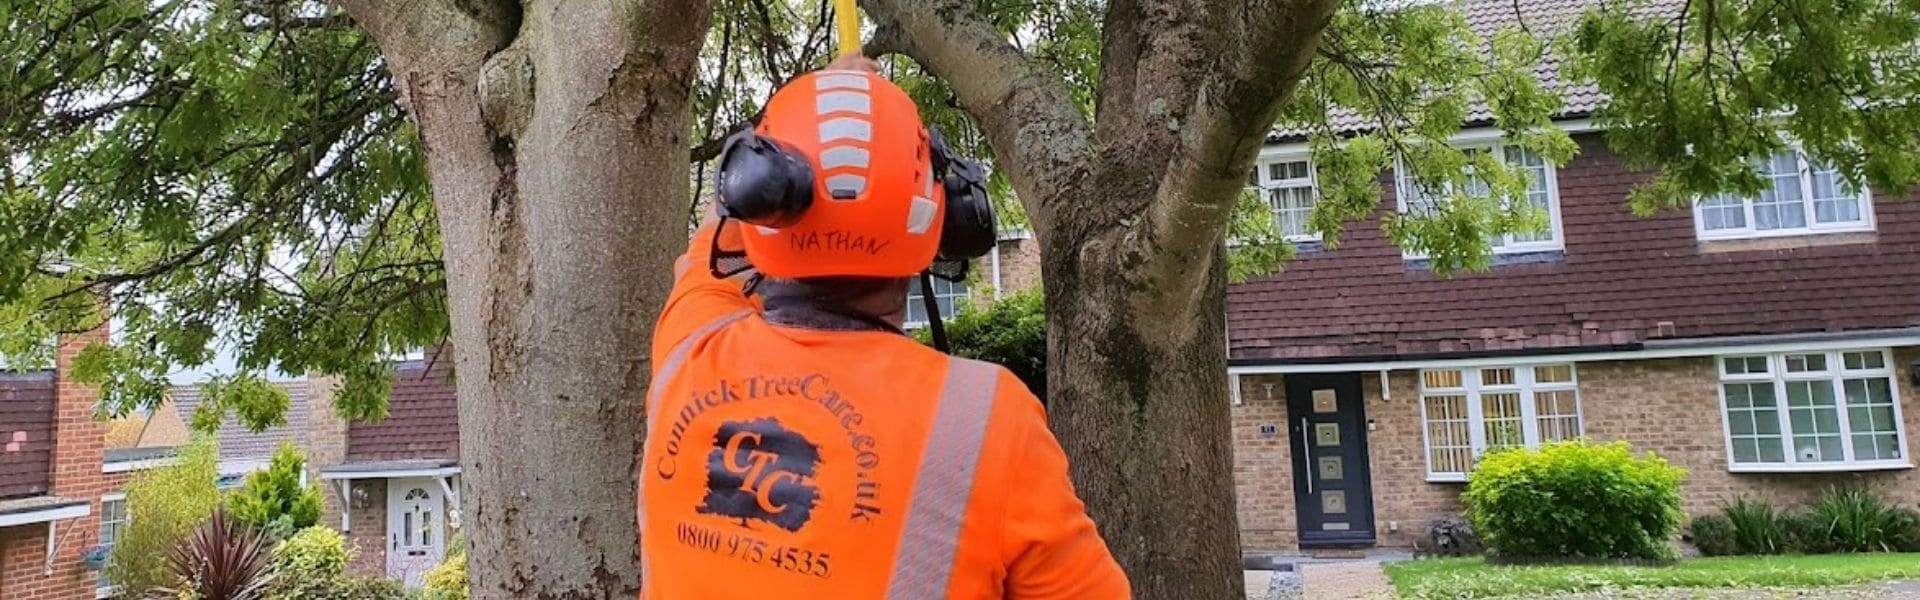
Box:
[1909,360,1919,387]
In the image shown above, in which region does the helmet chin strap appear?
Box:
[919,271,951,353]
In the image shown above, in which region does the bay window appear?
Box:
[1420,363,1583,481]
[1718,349,1909,471]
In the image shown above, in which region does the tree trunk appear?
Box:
[337,1,710,597]
[1043,201,1243,599]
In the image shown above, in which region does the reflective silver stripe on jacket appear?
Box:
[886,358,1001,599]
[639,308,753,589]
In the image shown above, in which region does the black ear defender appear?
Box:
[715,128,816,228]
[928,128,997,260]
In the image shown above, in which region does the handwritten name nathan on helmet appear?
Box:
[789,229,892,256]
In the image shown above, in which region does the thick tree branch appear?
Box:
[860,0,1092,232]
[1141,0,1338,327]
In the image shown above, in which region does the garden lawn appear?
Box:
[1383,553,1920,598]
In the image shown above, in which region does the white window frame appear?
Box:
[1715,348,1910,473]
[1693,147,1876,241]
[97,493,128,597]
[903,277,968,330]
[1418,363,1585,482]
[1394,143,1565,257]
[1251,154,1321,243]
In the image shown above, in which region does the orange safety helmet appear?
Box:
[724,70,944,279]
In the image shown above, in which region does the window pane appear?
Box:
[1723,356,1769,375]
[1481,368,1516,387]
[1423,370,1464,389]
[1724,382,1784,464]
[1534,389,1581,442]
[1785,353,1827,373]
[1482,392,1524,450]
[1810,162,1862,224]
[1425,394,1472,474]
[1786,380,1843,462]
[1843,351,1886,371]
[1753,152,1809,231]
[1534,364,1574,384]
[1701,195,1748,231]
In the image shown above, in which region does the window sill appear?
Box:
[1728,461,1912,474]
[1404,250,1565,272]
[1698,230,1876,253]
[1426,474,1469,484]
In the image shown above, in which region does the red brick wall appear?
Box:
[0,326,110,599]
[1231,346,1920,552]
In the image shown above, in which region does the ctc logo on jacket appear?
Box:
[638,67,1129,599]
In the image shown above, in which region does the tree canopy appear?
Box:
[12,0,1915,422]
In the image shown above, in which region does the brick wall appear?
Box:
[343,478,388,578]
[0,326,110,599]
[304,376,349,539]
[1230,346,1920,553]
[1581,350,1920,514]
[991,236,1042,297]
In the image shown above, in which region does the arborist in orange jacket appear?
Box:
[638,54,1129,599]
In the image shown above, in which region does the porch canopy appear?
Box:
[319,459,461,532]
[0,495,92,576]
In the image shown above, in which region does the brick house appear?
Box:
[311,353,461,588]
[0,329,110,600]
[1226,0,1919,553]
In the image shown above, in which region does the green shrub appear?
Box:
[227,443,324,536]
[1888,508,1920,552]
[268,526,352,599]
[107,436,222,599]
[1688,514,1738,556]
[913,289,1045,398]
[1782,509,1835,554]
[1722,496,1787,555]
[421,551,467,600]
[1809,486,1905,552]
[1462,440,1686,561]
[292,577,406,600]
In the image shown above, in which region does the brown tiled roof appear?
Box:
[1228,134,1920,361]
[169,381,310,464]
[104,399,192,451]
[1280,0,1680,138]
[345,355,458,462]
[0,372,55,499]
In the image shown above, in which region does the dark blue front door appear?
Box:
[1287,373,1376,548]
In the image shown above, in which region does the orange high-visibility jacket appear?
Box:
[639,219,1130,599]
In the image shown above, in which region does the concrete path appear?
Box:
[1300,560,1395,599]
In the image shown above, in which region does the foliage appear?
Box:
[420,536,468,600]
[1382,553,1920,599]
[0,0,439,421]
[1806,486,1912,553]
[1462,441,1686,561]
[158,509,275,600]
[107,436,221,599]
[1227,188,1297,284]
[266,526,351,599]
[1688,514,1739,557]
[1722,496,1788,555]
[912,289,1046,398]
[226,443,324,536]
[1782,509,1839,554]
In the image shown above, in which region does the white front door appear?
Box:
[386,478,445,588]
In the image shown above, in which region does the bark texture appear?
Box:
[862,1,1338,598]
[336,1,711,597]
